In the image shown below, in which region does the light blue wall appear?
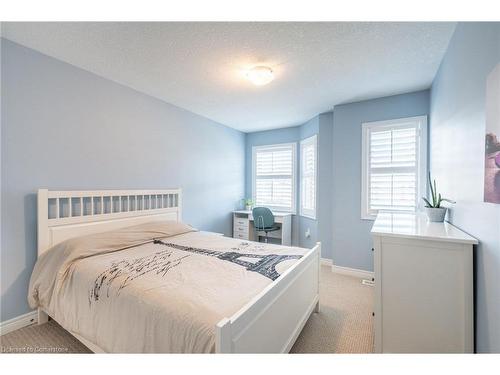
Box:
[0,39,245,322]
[429,22,500,353]
[244,113,334,258]
[298,117,320,250]
[298,113,334,256]
[331,90,430,271]
[316,113,334,258]
[246,91,431,265]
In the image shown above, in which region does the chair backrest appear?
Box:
[252,207,275,230]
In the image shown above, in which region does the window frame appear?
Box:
[361,115,428,220]
[300,135,318,219]
[252,142,297,213]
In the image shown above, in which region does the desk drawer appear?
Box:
[234,231,249,240]
[234,218,249,226]
[233,224,249,234]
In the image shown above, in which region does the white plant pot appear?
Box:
[245,205,252,211]
[425,207,447,222]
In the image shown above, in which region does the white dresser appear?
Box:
[371,213,478,353]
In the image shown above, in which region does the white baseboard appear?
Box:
[320,258,332,266]
[332,264,374,280]
[0,311,38,336]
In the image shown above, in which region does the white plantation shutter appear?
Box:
[300,135,317,218]
[253,143,296,212]
[362,117,427,219]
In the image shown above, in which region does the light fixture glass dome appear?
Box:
[246,66,274,86]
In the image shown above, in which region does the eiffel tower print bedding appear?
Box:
[28,221,307,353]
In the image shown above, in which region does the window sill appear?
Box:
[300,214,317,220]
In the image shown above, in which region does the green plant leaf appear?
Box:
[422,197,433,207]
[441,198,456,204]
[433,179,438,206]
[428,172,435,206]
[436,193,442,208]
[425,173,456,208]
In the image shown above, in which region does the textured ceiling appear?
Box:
[1,22,456,132]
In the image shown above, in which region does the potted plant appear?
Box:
[242,198,254,211]
[422,173,455,222]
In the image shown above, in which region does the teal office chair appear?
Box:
[252,207,280,243]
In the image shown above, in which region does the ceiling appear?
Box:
[1,22,456,132]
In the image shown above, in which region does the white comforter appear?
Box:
[28,221,306,353]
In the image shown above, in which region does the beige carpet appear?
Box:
[291,265,374,353]
[1,265,373,354]
[1,319,91,353]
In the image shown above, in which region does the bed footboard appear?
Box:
[215,242,321,353]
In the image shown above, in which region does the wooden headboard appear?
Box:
[37,189,182,256]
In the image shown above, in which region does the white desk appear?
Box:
[232,210,292,245]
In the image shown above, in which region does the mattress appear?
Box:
[28,221,307,353]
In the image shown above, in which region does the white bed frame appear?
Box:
[37,188,321,353]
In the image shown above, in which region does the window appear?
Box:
[300,135,317,219]
[361,116,427,220]
[252,143,296,212]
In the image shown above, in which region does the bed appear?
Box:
[31,189,321,353]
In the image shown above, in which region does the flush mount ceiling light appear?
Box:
[245,66,274,86]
